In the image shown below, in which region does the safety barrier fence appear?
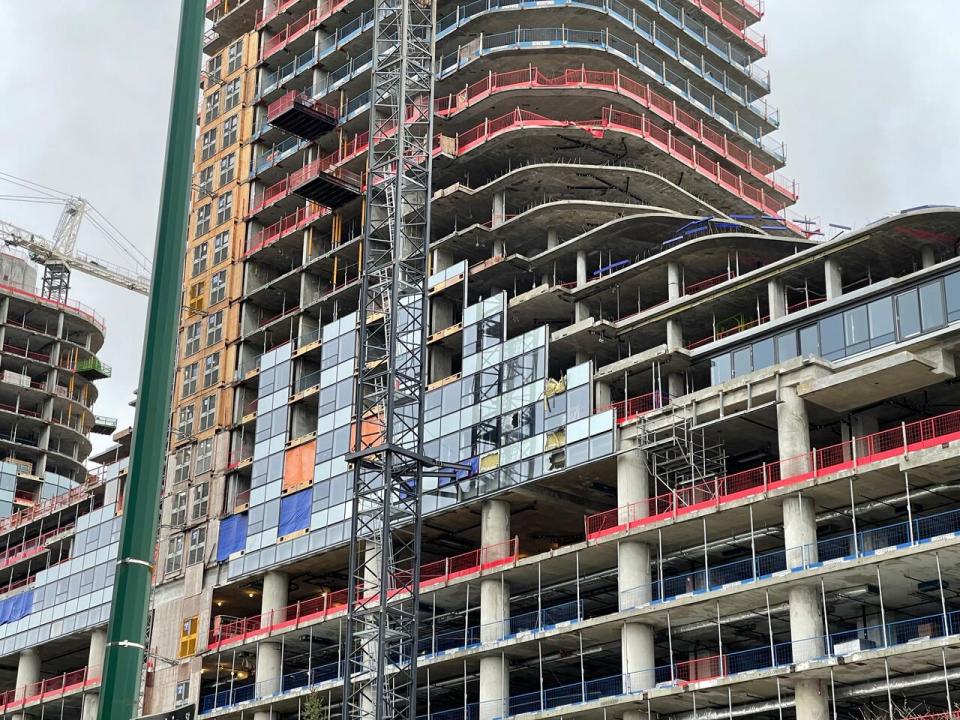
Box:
[199,602,960,716]
[434,66,789,186]
[620,503,960,608]
[0,523,72,572]
[597,392,668,423]
[208,538,520,650]
[438,26,777,133]
[0,484,90,537]
[196,495,960,716]
[585,407,960,539]
[0,283,105,333]
[252,104,795,236]
[0,666,99,712]
[435,0,769,91]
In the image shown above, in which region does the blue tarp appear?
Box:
[0,590,33,625]
[217,513,249,562]
[278,488,311,537]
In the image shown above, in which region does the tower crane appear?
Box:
[0,173,152,300]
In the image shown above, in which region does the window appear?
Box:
[184,322,201,356]
[222,115,238,147]
[843,305,870,355]
[203,352,221,387]
[213,231,230,264]
[776,331,798,362]
[177,405,194,438]
[868,296,895,347]
[919,280,946,331]
[181,362,199,397]
[210,270,227,305]
[198,166,213,195]
[191,243,208,276]
[178,616,199,657]
[206,54,222,83]
[195,204,211,237]
[191,483,209,521]
[819,314,844,360]
[216,192,233,225]
[165,535,183,576]
[895,289,921,339]
[188,527,206,565]
[224,78,240,111]
[219,154,235,187]
[175,680,190,706]
[206,310,224,345]
[170,490,187,527]
[227,39,243,73]
[946,272,960,322]
[204,91,220,123]
[188,281,206,313]
[194,438,213,474]
[199,394,217,431]
[201,128,217,160]
[174,447,192,484]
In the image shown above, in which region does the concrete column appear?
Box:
[666,318,683,350]
[574,302,590,323]
[540,229,559,285]
[777,385,810,478]
[794,678,829,720]
[666,373,684,399]
[594,381,611,411]
[254,571,288,720]
[576,250,587,286]
[782,493,828,718]
[783,495,817,569]
[768,278,786,320]
[11,648,40,720]
[824,258,842,300]
[479,500,510,720]
[492,191,506,227]
[921,245,936,269]
[617,438,655,692]
[492,238,505,258]
[667,261,682,301]
[81,629,107,720]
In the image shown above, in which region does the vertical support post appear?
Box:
[98,3,204,718]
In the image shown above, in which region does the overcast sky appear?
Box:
[1,1,958,456]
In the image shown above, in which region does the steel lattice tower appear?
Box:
[342,0,436,718]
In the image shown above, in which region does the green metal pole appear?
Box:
[98,2,203,718]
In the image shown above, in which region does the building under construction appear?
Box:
[144,1,960,719]
[0,249,122,719]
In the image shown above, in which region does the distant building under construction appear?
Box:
[141,2,960,720]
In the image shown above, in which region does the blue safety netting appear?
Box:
[217,513,248,562]
[0,590,33,625]
[278,488,311,537]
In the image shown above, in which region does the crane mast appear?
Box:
[342,0,435,717]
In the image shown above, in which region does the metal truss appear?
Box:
[343,0,436,718]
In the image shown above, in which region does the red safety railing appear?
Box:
[209,538,520,649]
[598,392,667,424]
[0,484,90,536]
[585,407,960,539]
[252,69,797,222]
[245,204,326,257]
[262,9,321,59]
[688,0,766,54]
[0,666,99,713]
[685,269,738,295]
[266,90,338,126]
[2,344,51,363]
[226,450,253,471]
[0,283,105,332]
[675,654,727,683]
[0,524,74,571]
[685,314,770,350]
